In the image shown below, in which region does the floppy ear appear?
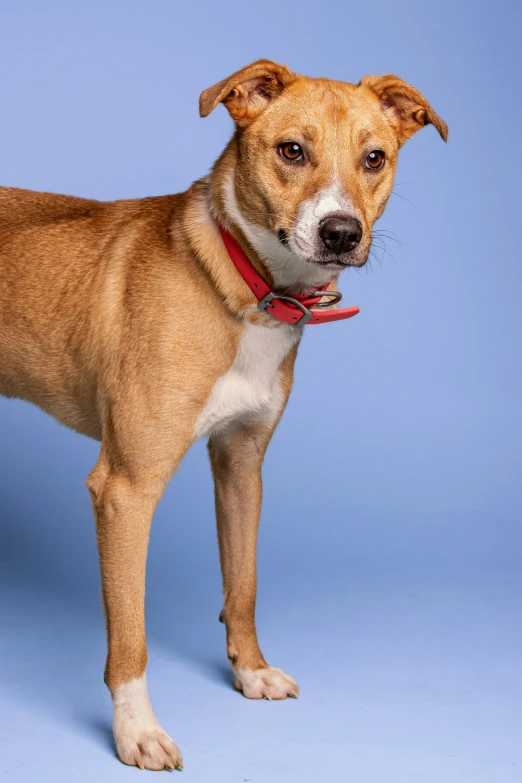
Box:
[199,59,296,126]
[360,74,448,146]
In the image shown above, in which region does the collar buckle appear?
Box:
[258,292,313,326]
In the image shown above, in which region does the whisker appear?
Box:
[373,229,408,248]
[391,190,419,213]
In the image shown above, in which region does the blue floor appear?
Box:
[1,400,521,781]
[2,559,521,782]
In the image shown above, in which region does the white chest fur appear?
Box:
[193,321,299,440]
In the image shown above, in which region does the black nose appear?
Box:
[319,216,363,255]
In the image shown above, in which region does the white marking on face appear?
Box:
[222,173,333,292]
[291,178,357,259]
[193,320,298,441]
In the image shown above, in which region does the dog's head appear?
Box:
[200,60,447,288]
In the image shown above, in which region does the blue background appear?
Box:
[1,1,521,780]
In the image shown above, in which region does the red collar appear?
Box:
[219,224,359,327]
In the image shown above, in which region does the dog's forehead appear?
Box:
[258,77,392,145]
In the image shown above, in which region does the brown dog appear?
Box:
[0,60,447,770]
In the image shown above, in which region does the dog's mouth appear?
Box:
[313,257,361,268]
[316,256,370,270]
[277,227,367,268]
[277,229,290,247]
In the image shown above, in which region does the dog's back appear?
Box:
[0,186,102,234]
[0,187,182,435]
[0,188,105,433]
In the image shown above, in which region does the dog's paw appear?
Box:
[112,676,183,771]
[234,666,300,700]
[115,724,183,771]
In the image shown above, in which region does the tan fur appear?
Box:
[0,60,446,770]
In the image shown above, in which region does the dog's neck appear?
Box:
[217,173,335,295]
[206,143,337,297]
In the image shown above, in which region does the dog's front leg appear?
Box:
[208,423,299,701]
[88,450,184,771]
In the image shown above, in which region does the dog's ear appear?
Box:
[360,74,448,146]
[199,59,296,125]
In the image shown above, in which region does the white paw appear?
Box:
[112,675,183,771]
[115,723,183,771]
[234,666,300,700]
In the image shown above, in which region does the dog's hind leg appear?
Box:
[87,440,186,771]
[208,421,299,701]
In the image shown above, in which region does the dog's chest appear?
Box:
[194,322,299,439]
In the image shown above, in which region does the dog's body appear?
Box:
[0,61,446,770]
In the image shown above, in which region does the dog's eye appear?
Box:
[365,150,385,170]
[279,142,304,162]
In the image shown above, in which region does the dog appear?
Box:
[0,59,447,770]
